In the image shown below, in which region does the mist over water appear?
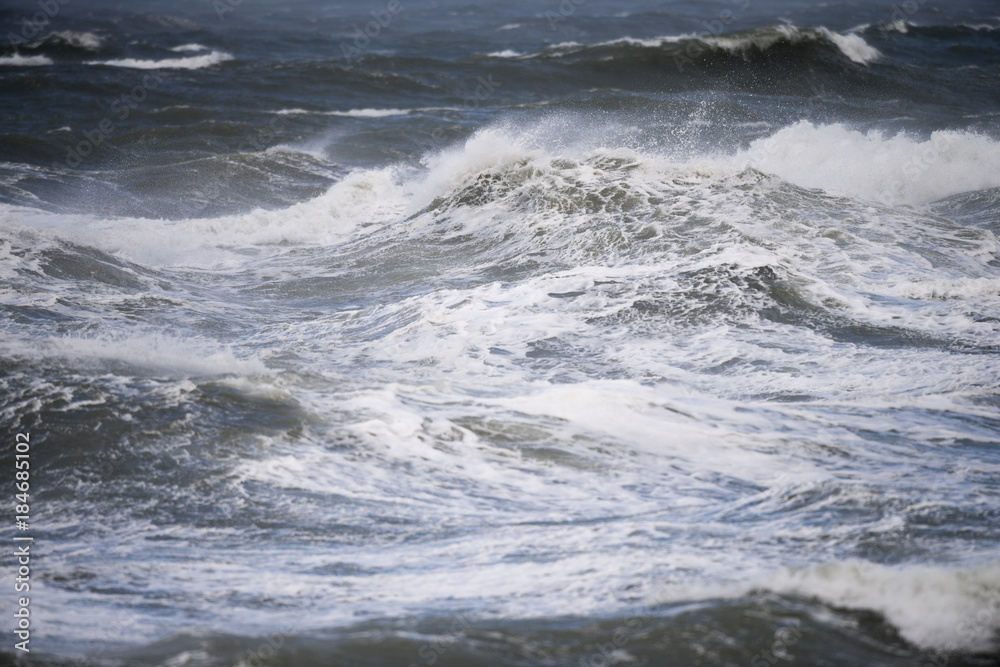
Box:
[2,1,1000,665]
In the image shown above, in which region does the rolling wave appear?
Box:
[499,25,882,66]
[28,30,105,52]
[86,50,233,70]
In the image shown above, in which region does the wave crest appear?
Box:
[516,25,881,66]
[87,50,233,70]
[0,53,53,67]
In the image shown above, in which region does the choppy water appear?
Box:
[2,1,1000,665]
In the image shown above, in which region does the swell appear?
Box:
[466,23,994,107]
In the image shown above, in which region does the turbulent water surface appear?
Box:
[2,0,1000,665]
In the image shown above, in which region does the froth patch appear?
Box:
[413,129,541,210]
[888,277,1000,300]
[170,43,208,53]
[737,122,1000,205]
[327,108,411,118]
[486,49,524,58]
[759,561,1000,652]
[2,334,267,377]
[818,27,881,64]
[3,167,407,268]
[0,54,53,66]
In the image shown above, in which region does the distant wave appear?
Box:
[874,19,911,33]
[755,561,1000,653]
[29,30,104,52]
[486,49,525,58]
[517,25,882,66]
[0,54,53,66]
[87,50,232,70]
[326,108,413,118]
[866,20,1000,35]
[170,43,209,53]
[277,107,456,118]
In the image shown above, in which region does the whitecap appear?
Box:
[486,49,524,58]
[0,54,53,67]
[733,121,1000,205]
[88,50,232,70]
[31,30,103,51]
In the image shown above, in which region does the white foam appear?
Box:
[0,164,409,268]
[416,120,1000,213]
[0,54,53,67]
[702,24,795,52]
[819,27,881,64]
[277,107,456,117]
[486,49,524,58]
[88,50,232,70]
[757,561,1000,652]
[327,108,412,118]
[887,277,1000,300]
[10,119,998,273]
[1,334,267,377]
[733,121,1000,205]
[413,128,542,211]
[170,43,207,52]
[546,40,585,52]
[6,104,997,661]
[589,34,691,49]
[33,30,104,50]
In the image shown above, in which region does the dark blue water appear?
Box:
[2,1,1000,665]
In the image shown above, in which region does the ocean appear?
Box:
[2,0,1000,665]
